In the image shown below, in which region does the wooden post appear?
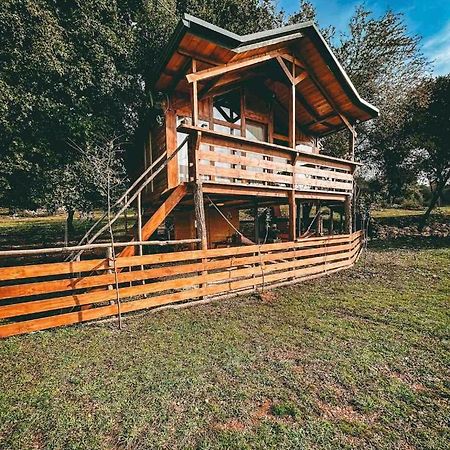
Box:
[124,194,128,233]
[344,196,352,234]
[253,201,259,244]
[291,58,296,149]
[136,192,143,257]
[191,59,198,126]
[106,246,114,294]
[297,201,303,237]
[349,127,356,161]
[289,191,296,241]
[193,181,208,297]
[193,181,208,251]
[329,206,334,235]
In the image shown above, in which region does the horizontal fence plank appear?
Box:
[0,233,363,337]
[199,148,293,173]
[0,234,358,282]
[0,241,355,301]
[0,241,360,320]
[199,164,293,186]
[295,165,352,180]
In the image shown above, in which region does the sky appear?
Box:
[278,0,450,75]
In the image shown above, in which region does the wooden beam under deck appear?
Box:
[202,183,347,202]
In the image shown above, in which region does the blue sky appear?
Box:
[278,0,450,75]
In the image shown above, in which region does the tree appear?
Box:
[406,76,450,225]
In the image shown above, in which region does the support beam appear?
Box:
[297,201,303,237]
[329,206,334,235]
[191,59,198,126]
[118,184,187,258]
[291,60,296,149]
[193,182,208,250]
[253,201,259,244]
[276,56,293,83]
[344,195,352,234]
[186,49,288,83]
[349,126,356,161]
[289,190,297,241]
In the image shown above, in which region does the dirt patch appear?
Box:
[211,419,247,432]
[317,400,362,422]
[256,290,278,304]
[252,399,272,421]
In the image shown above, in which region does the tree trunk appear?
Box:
[420,172,450,230]
[66,209,75,240]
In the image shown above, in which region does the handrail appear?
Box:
[178,124,361,167]
[0,239,200,257]
[69,135,190,260]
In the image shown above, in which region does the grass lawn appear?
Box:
[0,209,135,252]
[371,205,450,219]
[0,238,449,449]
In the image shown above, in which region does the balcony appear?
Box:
[180,125,357,200]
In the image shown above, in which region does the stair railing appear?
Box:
[68,135,190,261]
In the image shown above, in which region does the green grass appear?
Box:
[371,205,450,218]
[0,242,449,449]
[0,209,136,252]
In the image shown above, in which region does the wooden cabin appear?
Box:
[140,14,378,249]
[0,15,379,338]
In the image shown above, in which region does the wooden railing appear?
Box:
[182,126,355,195]
[0,231,363,338]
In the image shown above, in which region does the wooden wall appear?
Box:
[173,207,240,247]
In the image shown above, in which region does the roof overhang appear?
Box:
[154,14,379,136]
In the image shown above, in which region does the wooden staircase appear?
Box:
[70,136,189,261]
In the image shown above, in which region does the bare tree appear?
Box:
[73,137,128,328]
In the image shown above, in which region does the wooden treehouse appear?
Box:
[0,15,378,337]
[140,14,377,249]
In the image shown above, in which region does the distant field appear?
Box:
[371,205,450,218]
[0,209,135,252]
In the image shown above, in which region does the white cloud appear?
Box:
[423,21,450,76]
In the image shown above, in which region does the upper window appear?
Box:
[213,90,241,125]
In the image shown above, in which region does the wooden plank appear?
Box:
[0,304,118,338]
[0,232,359,282]
[0,236,362,337]
[295,165,353,181]
[198,149,293,173]
[118,183,187,258]
[199,164,293,186]
[0,241,355,301]
[186,49,288,83]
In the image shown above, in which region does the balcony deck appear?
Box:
[181,125,358,202]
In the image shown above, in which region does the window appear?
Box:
[246,119,268,142]
[213,90,241,136]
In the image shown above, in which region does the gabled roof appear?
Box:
[154,14,379,136]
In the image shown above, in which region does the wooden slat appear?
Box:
[0,234,358,282]
[198,164,293,185]
[295,174,352,191]
[0,233,362,337]
[198,149,293,173]
[295,165,353,181]
[0,241,354,301]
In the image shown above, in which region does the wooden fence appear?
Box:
[0,231,363,338]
